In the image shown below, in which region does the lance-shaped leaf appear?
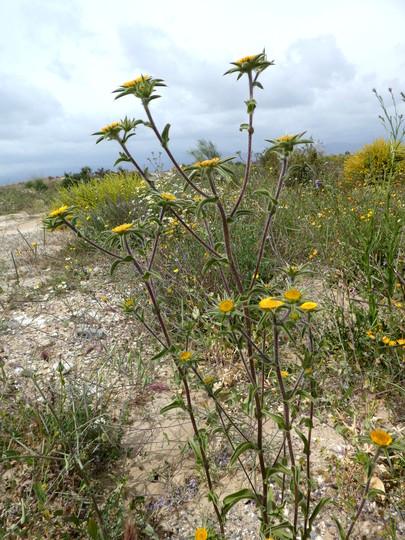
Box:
[203,256,230,275]
[160,398,186,414]
[308,497,331,533]
[221,489,257,518]
[161,123,171,148]
[230,441,258,465]
[110,255,134,276]
[196,196,219,220]
[114,152,132,167]
[87,517,98,539]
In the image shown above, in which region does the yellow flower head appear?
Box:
[204,377,212,384]
[280,371,288,377]
[49,205,68,217]
[382,336,390,344]
[397,339,405,345]
[236,55,255,64]
[277,135,294,142]
[111,223,133,233]
[284,289,301,301]
[162,192,176,200]
[124,299,133,308]
[300,302,318,311]
[179,351,191,361]
[194,157,220,167]
[123,75,149,87]
[195,528,208,540]
[101,121,120,132]
[219,300,234,313]
[259,297,285,310]
[370,429,392,447]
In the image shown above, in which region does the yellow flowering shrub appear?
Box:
[343,137,405,186]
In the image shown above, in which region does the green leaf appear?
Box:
[253,81,264,90]
[308,497,331,532]
[239,123,250,132]
[161,123,171,148]
[151,347,169,361]
[142,269,162,281]
[114,152,132,166]
[202,256,230,275]
[295,428,309,454]
[144,523,159,540]
[244,99,257,114]
[332,514,346,540]
[87,517,98,539]
[20,499,27,525]
[230,441,258,465]
[265,463,291,480]
[188,438,203,465]
[196,196,218,220]
[221,488,257,518]
[160,398,186,414]
[34,482,46,509]
[110,255,134,276]
[265,412,286,430]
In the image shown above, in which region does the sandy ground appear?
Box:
[0,211,404,539]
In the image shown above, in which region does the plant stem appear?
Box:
[250,156,288,290]
[142,102,209,198]
[345,449,380,539]
[231,71,254,217]
[273,318,298,537]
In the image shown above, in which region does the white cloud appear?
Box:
[0,0,404,184]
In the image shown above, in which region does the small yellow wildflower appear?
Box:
[101,121,120,132]
[370,429,392,447]
[195,528,208,540]
[49,205,68,217]
[259,298,285,310]
[173,268,179,273]
[123,75,149,87]
[204,377,213,384]
[397,339,405,345]
[305,368,312,374]
[284,289,301,301]
[313,249,318,255]
[280,371,288,377]
[366,330,375,340]
[236,55,255,64]
[194,157,220,167]
[382,336,390,344]
[388,340,396,346]
[300,302,318,311]
[219,300,234,312]
[162,192,176,200]
[101,296,106,302]
[124,299,133,308]
[111,223,132,233]
[179,351,191,361]
[277,135,294,142]
[32,242,37,247]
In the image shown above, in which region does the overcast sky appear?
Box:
[1,0,404,185]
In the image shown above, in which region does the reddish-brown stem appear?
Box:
[250,156,288,290]
[142,102,209,198]
[345,449,381,539]
[273,317,298,537]
[62,218,123,260]
[231,70,254,217]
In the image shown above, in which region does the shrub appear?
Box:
[343,137,405,186]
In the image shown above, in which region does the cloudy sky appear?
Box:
[1,0,404,185]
